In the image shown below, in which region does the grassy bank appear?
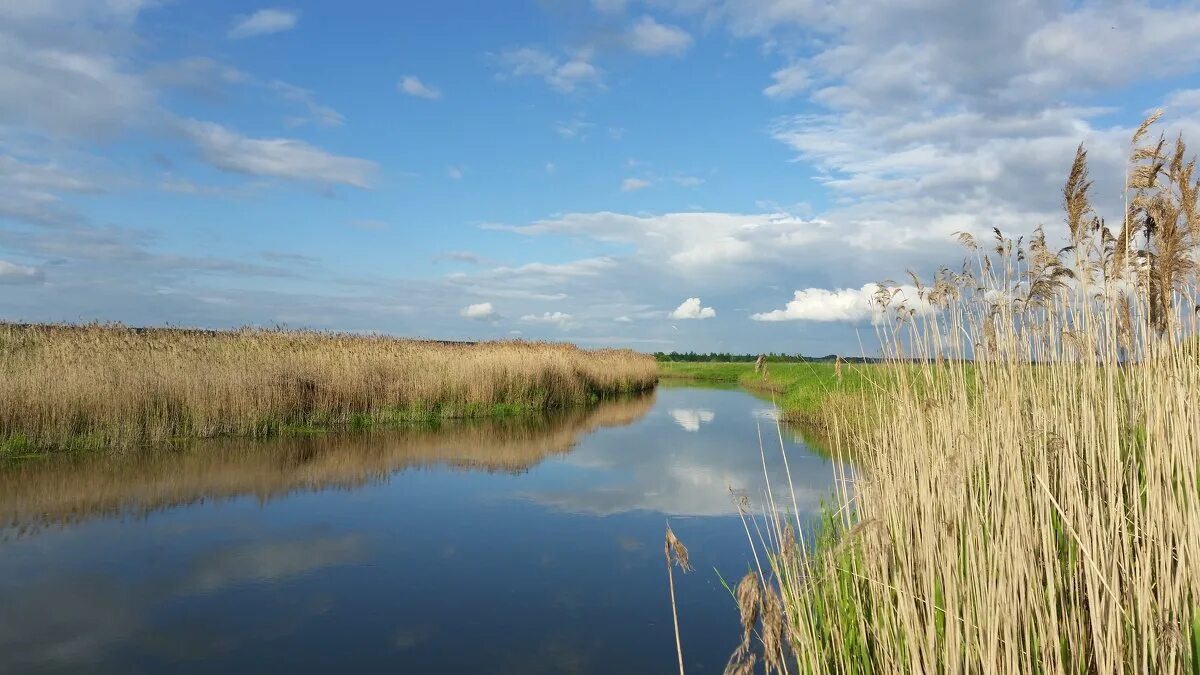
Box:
[718,114,1200,673]
[657,360,879,432]
[0,323,658,453]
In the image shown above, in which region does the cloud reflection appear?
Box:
[669,408,715,432]
[527,388,841,517]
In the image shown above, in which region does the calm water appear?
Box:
[0,385,839,674]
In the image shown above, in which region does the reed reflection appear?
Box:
[0,392,655,534]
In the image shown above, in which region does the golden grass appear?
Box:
[0,392,656,534]
[0,323,658,452]
[730,114,1200,673]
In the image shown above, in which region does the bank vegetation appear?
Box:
[0,324,657,453]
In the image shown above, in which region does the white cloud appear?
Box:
[1167,88,1200,111]
[484,210,840,278]
[621,177,651,191]
[0,156,102,193]
[180,119,376,188]
[752,284,931,323]
[228,8,299,39]
[544,161,556,174]
[627,16,693,56]
[0,34,153,139]
[447,166,463,180]
[443,256,617,304]
[673,175,704,187]
[496,47,603,93]
[763,63,808,100]
[670,297,715,320]
[398,75,441,100]
[460,302,497,320]
[520,311,573,328]
[0,259,44,284]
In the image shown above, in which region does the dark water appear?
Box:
[0,385,840,674]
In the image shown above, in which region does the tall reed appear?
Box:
[0,324,658,451]
[734,114,1200,673]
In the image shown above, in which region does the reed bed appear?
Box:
[725,114,1200,673]
[0,324,658,452]
[0,392,656,534]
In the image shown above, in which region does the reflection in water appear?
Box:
[668,408,715,432]
[0,386,839,674]
[0,392,655,534]
[526,393,839,518]
[0,534,366,670]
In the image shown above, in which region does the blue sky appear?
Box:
[2,1,1200,354]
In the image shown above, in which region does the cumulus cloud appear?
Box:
[0,260,44,284]
[752,284,931,323]
[626,16,693,56]
[621,177,651,191]
[670,297,715,320]
[228,8,299,39]
[460,302,497,320]
[398,75,441,100]
[496,47,603,93]
[180,119,376,188]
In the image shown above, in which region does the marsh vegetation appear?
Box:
[0,324,657,453]
[719,113,1200,673]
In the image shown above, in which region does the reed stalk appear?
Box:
[733,113,1200,673]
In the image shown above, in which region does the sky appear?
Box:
[2,1,1200,355]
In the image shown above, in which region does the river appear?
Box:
[0,383,841,674]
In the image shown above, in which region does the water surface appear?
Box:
[0,385,839,674]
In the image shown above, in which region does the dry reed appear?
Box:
[0,324,658,452]
[744,113,1200,673]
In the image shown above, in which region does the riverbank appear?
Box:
[0,323,658,454]
[657,360,878,434]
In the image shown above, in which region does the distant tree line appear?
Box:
[653,351,883,363]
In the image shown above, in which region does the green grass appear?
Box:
[658,361,878,426]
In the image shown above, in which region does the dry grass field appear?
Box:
[0,324,658,452]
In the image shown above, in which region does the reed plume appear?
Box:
[744,112,1200,673]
